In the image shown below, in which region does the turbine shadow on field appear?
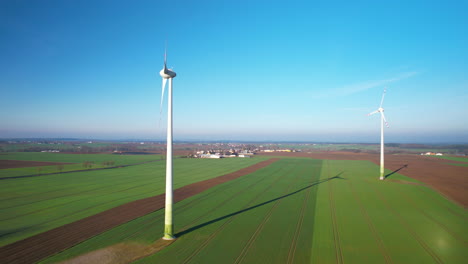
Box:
[385,164,408,179]
[176,173,344,237]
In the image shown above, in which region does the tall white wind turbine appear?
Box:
[368,88,389,180]
[160,49,177,240]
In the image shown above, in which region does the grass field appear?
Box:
[0,156,268,246]
[40,158,467,264]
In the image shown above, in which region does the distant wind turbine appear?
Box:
[367,87,389,180]
[160,48,177,240]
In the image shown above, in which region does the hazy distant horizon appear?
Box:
[2,1,467,146]
[1,131,467,145]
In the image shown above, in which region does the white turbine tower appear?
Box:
[160,49,177,240]
[368,88,389,180]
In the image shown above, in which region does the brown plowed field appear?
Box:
[0,160,75,169]
[0,158,279,264]
[259,152,468,207]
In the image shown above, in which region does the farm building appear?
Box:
[199,154,221,159]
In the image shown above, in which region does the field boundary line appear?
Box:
[121,168,278,241]
[234,166,307,264]
[0,185,163,236]
[347,180,393,264]
[57,170,276,261]
[389,184,467,245]
[0,158,279,264]
[181,165,287,264]
[0,159,165,180]
[414,185,467,219]
[0,180,162,221]
[369,184,444,264]
[175,166,285,237]
[327,160,344,264]
[286,172,315,264]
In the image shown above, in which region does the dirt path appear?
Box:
[0,158,279,264]
[259,152,468,207]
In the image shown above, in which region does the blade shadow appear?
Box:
[385,164,408,179]
[176,172,344,237]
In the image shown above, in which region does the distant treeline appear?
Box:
[0,142,165,153]
[387,143,468,151]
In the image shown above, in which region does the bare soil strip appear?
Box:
[0,158,279,264]
[259,152,468,207]
[59,240,176,264]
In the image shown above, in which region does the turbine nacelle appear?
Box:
[160,67,176,79]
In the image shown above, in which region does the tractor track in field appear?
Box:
[1,187,158,240]
[124,185,240,240]
[182,165,287,264]
[286,174,314,264]
[0,164,167,205]
[1,181,157,221]
[0,159,164,180]
[414,185,467,219]
[123,166,284,242]
[390,185,467,245]
[175,167,285,237]
[347,180,393,264]
[369,184,444,264]
[327,161,344,264]
[234,166,306,264]
[259,152,468,208]
[0,158,279,264]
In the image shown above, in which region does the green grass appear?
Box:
[429,155,468,167]
[0,152,163,178]
[0,152,157,163]
[40,158,468,264]
[0,156,268,246]
[446,163,468,167]
[433,155,468,163]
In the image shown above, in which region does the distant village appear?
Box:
[4,140,467,157]
[191,148,297,159]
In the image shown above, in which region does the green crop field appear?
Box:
[0,156,268,246]
[0,152,160,163]
[434,155,468,163]
[41,158,467,264]
[0,152,163,178]
[431,156,468,167]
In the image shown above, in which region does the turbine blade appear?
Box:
[160,78,168,117]
[367,110,379,116]
[381,112,389,127]
[379,87,387,108]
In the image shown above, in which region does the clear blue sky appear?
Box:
[1,0,467,143]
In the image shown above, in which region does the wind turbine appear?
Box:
[160,49,177,240]
[368,87,389,180]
